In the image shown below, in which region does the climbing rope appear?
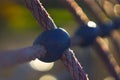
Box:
[0,0,120,80]
[26,0,89,80]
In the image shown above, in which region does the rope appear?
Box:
[61,49,89,80]
[93,37,120,79]
[0,0,119,79]
[61,0,120,79]
[61,0,89,25]
[95,0,120,56]
[81,0,120,62]
[25,0,89,80]
[0,45,46,67]
[25,0,57,30]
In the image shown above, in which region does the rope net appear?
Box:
[25,0,89,79]
[61,0,120,79]
[0,0,120,80]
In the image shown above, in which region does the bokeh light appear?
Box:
[29,59,54,71]
[39,74,57,80]
[104,76,115,80]
[114,4,120,17]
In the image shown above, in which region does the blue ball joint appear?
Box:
[98,21,114,37]
[33,28,70,62]
[75,21,99,47]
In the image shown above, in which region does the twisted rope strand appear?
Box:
[61,0,120,79]
[61,49,89,80]
[25,0,57,30]
[25,0,89,80]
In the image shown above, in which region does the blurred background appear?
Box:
[0,0,120,80]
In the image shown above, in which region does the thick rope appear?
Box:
[25,0,89,80]
[0,45,46,68]
[25,0,57,30]
[61,49,89,80]
[0,0,120,79]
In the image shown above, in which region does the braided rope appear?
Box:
[0,0,119,79]
[25,0,57,30]
[61,0,120,79]
[25,0,89,80]
[61,49,89,80]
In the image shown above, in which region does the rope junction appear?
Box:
[0,0,120,80]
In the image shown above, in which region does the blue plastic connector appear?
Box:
[33,28,70,62]
[75,21,99,47]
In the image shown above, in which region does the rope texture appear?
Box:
[25,0,89,80]
[25,0,57,30]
